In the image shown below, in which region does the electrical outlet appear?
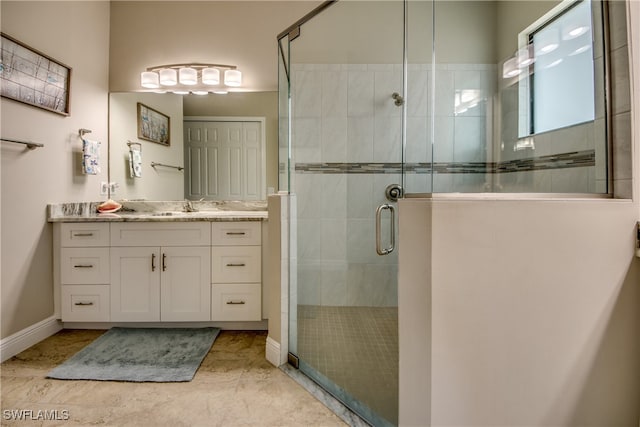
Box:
[100,182,109,196]
[110,182,118,195]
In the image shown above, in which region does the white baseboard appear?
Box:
[266,336,282,367]
[61,320,268,330]
[0,316,62,363]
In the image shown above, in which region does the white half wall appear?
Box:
[399,197,639,425]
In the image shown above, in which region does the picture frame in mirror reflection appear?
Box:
[0,32,71,116]
[137,102,170,146]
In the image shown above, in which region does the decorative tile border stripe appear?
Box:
[295,163,403,174]
[294,150,595,175]
[495,150,595,173]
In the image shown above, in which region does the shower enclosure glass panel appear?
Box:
[426,0,608,194]
[281,1,404,425]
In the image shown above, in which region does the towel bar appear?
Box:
[1,137,44,149]
[151,161,183,171]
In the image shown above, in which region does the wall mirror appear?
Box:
[108,92,272,201]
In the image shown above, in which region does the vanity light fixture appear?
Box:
[140,63,242,94]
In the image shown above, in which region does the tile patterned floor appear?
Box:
[297,305,398,425]
[1,330,346,427]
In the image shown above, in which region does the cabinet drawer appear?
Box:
[212,222,261,246]
[211,246,261,283]
[60,223,109,247]
[111,222,211,247]
[61,285,110,322]
[211,283,261,321]
[61,248,110,284]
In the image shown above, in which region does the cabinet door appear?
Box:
[160,246,211,321]
[111,247,161,321]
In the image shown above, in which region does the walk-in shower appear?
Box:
[278,0,615,425]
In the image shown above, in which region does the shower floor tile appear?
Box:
[297,305,399,425]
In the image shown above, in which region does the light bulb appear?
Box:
[141,71,159,89]
[179,67,197,85]
[202,68,220,85]
[224,69,242,87]
[159,68,177,86]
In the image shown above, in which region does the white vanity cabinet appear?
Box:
[110,223,211,322]
[211,222,262,321]
[53,217,265,325]
[58,223,111,322]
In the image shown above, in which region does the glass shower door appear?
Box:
[282,1,405,425]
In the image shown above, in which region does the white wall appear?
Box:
[109,93,184,200]
[398,1,640,424]
[0,1,110,339]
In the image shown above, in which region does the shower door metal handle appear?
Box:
[376,204,395,255]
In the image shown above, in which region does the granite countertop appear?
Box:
[47,200,268,222]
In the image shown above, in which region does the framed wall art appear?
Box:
[137,102,170,146]
[0,32,71,116]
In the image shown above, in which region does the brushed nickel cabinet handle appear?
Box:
[73,264,94,268]
[226,232,246,236]
[162,253,167,271]
[226,263,246,267]
[73,233,94,237]
[226,301,246,305]
[74,302,94,306]
[151,253,156,272]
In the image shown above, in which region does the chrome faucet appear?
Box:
[183,200,198,212]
